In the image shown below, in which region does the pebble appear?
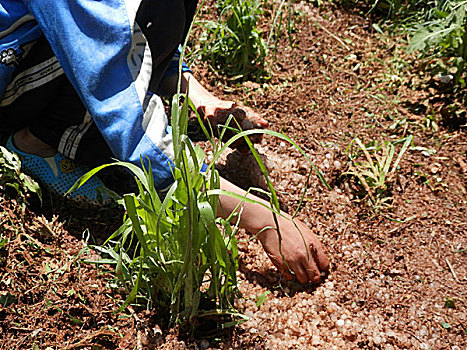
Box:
[373,335,383,345]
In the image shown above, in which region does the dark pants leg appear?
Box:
[0,0,199,168]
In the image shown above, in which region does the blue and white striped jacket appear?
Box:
[0,0,195,190]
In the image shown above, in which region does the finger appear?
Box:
[303,247,322,284]
[196,106,206,118]
[255,115,268,128]
[232,103,268,128]
[249,111,268,128]
[205,106,221,121]
[276,262,295,281]
[268,255,294,280]
[304,264,321,284]
[282,270,295,281]
[311,239,330,273]
[293,263,312,284]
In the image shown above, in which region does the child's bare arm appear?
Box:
[217,177,330,284]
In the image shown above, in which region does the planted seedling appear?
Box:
[68,1,329,332]
[196,0,268,80]
[343,135,412,209]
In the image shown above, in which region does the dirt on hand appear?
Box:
[189,102,265,152]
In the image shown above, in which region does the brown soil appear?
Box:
[1,1,466,349]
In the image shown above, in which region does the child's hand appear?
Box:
[257,216,330,284]
[192,98,268,151]
[218,178,330,285]
[199,100,268,129]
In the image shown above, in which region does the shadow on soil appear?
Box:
[238,259,325,298]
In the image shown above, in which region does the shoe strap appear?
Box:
[44,156,59,177]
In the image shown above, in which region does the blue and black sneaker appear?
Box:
[6,135,115,206]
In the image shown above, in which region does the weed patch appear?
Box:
[0,146,41,202]
[343,136,412,210]
[196,0,268,81]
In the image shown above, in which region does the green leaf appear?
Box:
[372,23,384,35]
[255,290,271,307]
[115,256,143,314]
[408,29,430,53]
[0,238,8,250]
[0,292,17,307]
[444,297,455,309]
[124,194,150,255]
[433,9,449,19]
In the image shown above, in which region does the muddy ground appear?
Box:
[0,1,466,349]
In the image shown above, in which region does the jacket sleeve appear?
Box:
[26,0,188,190]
